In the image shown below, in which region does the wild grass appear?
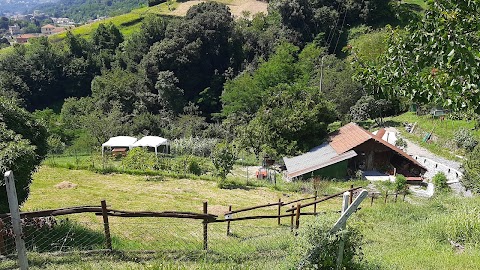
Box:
[386,112,479,160]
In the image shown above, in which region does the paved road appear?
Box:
[386,127,472,197]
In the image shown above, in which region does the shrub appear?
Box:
[170,137,218,157]
[0,99,48,213]
[292,215,364,269]
[123,147,156,170]
[394,174,407,192]
[433,172,449,192]
[395,137,407,149]
[453,128,478,151]
[211,142,236,181]
[462,144,480,194]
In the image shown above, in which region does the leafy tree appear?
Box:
[123,147,157,170]
[462,144,480,194]
[243,84,335,158]
[355,0,480,113]
[211,142,236,181]
[0,98,48,213]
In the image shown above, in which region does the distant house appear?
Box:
[283,122,427,181]
[16,34,35,44]
[41,24,56,35]
[8,24,20,35]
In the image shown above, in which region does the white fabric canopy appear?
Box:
[101,136,137,156]
[132,136,169,155]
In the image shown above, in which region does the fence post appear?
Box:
[384,191,388,204]
[101,200,112,251]
[295,203,301,229]
[313,191,317,215]
[336,192,350,270]
[0,218,5,255]
[227,205,232,236]
[290,205,294,232]
[349,184,353,205]
[277,198,282,225]
[395,193,398,203]
[4,171,29,270]
[203,201,208,250]
[370,194,374,206]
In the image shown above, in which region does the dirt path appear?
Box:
[170,0,268,17]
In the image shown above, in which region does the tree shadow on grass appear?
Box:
[2,219,105,255]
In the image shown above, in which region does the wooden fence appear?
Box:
[0,186,364,255]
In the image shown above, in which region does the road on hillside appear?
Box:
[386,127,471,197]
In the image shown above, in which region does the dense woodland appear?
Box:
[1,0,480,210]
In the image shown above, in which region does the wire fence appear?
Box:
[0,215,297,259]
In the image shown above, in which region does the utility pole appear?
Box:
[319,56,325,93]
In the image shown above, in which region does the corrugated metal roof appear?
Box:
[329,122,371,154]
[283,143,357,178]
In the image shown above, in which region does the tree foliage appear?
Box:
[462,144,480,194]
[211,142,236,180]
[0,98,48,213]
[355,0,480,113]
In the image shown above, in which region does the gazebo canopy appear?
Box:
[102,136,137,156]
[102,136,138,148]
[132,136,168,148]
[132,136,169,155]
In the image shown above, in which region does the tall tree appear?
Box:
[355,0,480,113]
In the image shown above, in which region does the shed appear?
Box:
[132,136,169,155]
[102,136,137,156]
[283,143,357,180]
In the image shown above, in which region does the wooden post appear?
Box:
[4,171,29,270]
[349,184,354,205]
[101,200,112,251]
[203,201,208,250]
[290,205,294,232]
[0,218,5,255]
[384,191,388,203]
[277,199,282,225]
[370,194,374,206]
[295,203,301,229]
[226,205,232,236]
[313,191,318,215]
[336,192,350,270]
[395,193,398,203]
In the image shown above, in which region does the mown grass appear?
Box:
[0,165,361,269]
[2,165,480,269]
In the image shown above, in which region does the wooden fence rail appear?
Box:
[0,186,363,255]
[286,187,362,212]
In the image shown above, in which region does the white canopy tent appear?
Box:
[101,136,137,156]
[132,136,169,155]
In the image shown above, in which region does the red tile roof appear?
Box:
[329,122,426,170]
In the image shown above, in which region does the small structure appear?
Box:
[9,24,20,35]
[16,34,35,44]
[283,123,427,181]
[101,136,137,156]
[41,24,56,35]
[131,136,169,155]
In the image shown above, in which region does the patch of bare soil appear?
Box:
[54,181,78,189]
[170,0,268,18]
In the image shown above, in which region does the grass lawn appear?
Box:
[2,165,480,269]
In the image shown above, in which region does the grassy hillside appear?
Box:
[1,165,480,269]
[388,112,480,160]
